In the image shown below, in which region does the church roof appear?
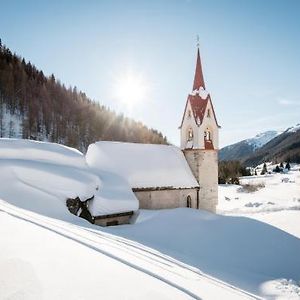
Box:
[193,48,206,90]
[188,93,209,124]
[179,47,220,129]
[86,142,199,189]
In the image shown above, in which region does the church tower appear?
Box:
[179,47,220,212]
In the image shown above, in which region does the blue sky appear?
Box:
[1,0,299,147]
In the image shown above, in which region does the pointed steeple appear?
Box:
[192,47,205,91]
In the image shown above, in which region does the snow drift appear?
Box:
[0,139,100,221]
[88,170,139,216]
[106,208,300,297]
[0,138,138,219]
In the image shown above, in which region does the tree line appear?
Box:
[218,160,251,184]
[0,39,168,152]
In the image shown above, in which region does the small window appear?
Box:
[188,128,193,141]
[207,109,210,117]
[187,195,192,208]
[188,110,192,118]
[205,130,211,141]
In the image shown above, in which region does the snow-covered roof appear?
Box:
[0,138,100,219]
[86,142,199,189]
[0,138,138,218]
[88,170,139,216]
[0,138,86,168]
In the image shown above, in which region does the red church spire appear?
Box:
[192,47,206,91]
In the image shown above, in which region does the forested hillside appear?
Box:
[0,39,167,151]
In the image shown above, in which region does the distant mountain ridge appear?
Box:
[219,130,280,161]
[243,124,300,166]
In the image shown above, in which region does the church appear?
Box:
[86,47,220,225]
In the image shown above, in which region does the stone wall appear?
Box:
[184,149,218,212]
[134,188,198,210]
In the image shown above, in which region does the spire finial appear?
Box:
[196,34,200,48]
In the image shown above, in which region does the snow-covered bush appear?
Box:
[238,182,265,193]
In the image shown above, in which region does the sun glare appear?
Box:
[114,71,148,108]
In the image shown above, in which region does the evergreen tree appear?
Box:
[218,160,250,184]
[280,162,284,168]
[261,163,267,175]
[285,161,291,170]
[274,165,280,173]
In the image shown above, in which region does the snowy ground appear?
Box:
[218,164,300,238]
[1,139,300,299]
[217,164,300,298]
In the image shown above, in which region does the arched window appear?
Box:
[207,109,211,117]
[188,110,192,118]
[204,128,212,141]
[204,130,211,141]
[187,128,193,141]
[187,195,192,208]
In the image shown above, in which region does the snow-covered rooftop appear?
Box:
[86,142,199,189]
[0,138,86,167]
[89,170,139,216]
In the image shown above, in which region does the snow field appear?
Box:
[0,139,300,299]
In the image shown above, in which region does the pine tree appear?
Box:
[261,163,267,175]
[285,161,291,170]
[274,165,280,173]
[280,162,284,168]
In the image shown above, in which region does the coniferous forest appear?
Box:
[0,39,168,152]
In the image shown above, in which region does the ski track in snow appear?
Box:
[0,200,260,300]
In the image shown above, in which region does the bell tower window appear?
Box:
[204,130,211,141]
[188,128,193,141]
[207,109,210,117]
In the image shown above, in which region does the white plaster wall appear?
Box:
[181,99,219,150]
[180,101,200,149]
[134,188,198,209]
[199,99,219,149]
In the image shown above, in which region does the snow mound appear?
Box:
[107,208,300,298]
[0,138,86,167]
[0,139,100,221]
[261,279,300,299]
[86,141,198,189]
[89,170,139,216]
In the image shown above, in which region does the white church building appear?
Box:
[86,47,220,225]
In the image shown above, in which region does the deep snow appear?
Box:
[0,139,138,217]
[1,139,300,299]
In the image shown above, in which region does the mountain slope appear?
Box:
[243,125,300,166]
[219,131,280,161]
[0,40,167,151]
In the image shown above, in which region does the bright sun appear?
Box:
[115,71,148,107]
